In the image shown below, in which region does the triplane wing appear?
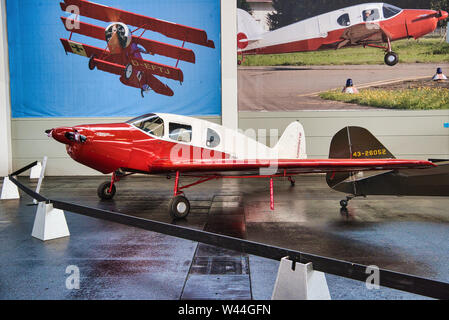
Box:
[60,0,215,48]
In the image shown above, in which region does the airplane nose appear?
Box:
[49,127,76,145]
[439,10,448,21]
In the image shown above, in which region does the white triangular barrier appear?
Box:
[272,257,331,300]
[30,162,43,180]
[32,202,70,241]
[1,177,20,200]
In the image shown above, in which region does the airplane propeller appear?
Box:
[413,9,449,22]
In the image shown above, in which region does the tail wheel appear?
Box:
[124,63,133,80]
[384,52,399,66]
[168,195,191,219]
[88,55,97,70]
[97,182,116,200]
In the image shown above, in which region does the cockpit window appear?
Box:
[383,4,402,19]
[363,9,380,21]
[133,115,164,137]
[169,123,192,143]
[337,13,351,26]
[206,128,220,148]
[126,113,156,124]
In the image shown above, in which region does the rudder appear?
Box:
[327,126,395,191]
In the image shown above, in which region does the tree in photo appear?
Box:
[237,0,253,14]
[267,0,444,31]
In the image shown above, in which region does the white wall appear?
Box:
[221,0,238,130]
[0,0,11,177]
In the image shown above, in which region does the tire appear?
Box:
[168,195,191,219]
[88,55,96,70]
[124,63,133,80]
[97,182,116,200]
[340,199,348,208]
[384,52,399,66]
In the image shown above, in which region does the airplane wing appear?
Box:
[61,18,196,63]
[60,39,184,82]
[60,0,215,48]
[323,23,389,50]
[61,38,113,61]
[148,158,434,174]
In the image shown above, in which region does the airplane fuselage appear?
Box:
[239,3,448,55]
[49,113,306,174]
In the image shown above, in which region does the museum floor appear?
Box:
[1,175,448,300]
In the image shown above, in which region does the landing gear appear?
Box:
[168,195,191,219]
[384,51,399,66]
[97,181,116,200]
[384,38,398,66]
[340,196,353,209]
[169,171,192,220]
[88,55,97,70]
[288,176,296,187]
[97,171,128,201]
[124,63,133,80]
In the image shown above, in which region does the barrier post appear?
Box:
[31,202,70,241]
[32,156,48,205]
[1,176,20,200]
[272,257,331,300]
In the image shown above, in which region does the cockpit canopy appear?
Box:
[382,3,402,19]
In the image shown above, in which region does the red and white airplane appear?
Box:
[237,2,448,66]
[46,113,434,219]
[60,0,215,97]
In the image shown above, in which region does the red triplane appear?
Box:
[60,0,215,97]
[238,2,448,66]
[47,113,434,219]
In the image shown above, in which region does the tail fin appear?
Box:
[237,8,265,48]
[274,122,307,159]
[329,126,395,159]
[327,126,394,192]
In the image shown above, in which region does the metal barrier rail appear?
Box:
[8,163,449,300]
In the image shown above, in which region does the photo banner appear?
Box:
[7,0,221,118]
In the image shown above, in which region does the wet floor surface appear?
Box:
[0,175,448,300]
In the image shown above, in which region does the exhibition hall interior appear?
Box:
[1,0,449,304]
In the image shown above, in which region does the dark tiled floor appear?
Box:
[1,175,448,300]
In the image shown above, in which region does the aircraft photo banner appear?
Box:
[237,0,449,112]
[7,0,222,117]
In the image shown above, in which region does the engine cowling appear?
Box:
[105,22,132,53]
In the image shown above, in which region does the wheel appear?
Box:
[168,195,191,219]
[124,63,133,80]
[340,199,348,208]
[88,55,96,70]
[384,52,399,66]
[237,60,242,65]
[289,178,295,187]
[97,182,116,200]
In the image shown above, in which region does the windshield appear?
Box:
[132,115,165,137]
[126,113,156,124]
[383,4,402,19]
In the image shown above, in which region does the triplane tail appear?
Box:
[274,121,307,159]
[326,126,395,191]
